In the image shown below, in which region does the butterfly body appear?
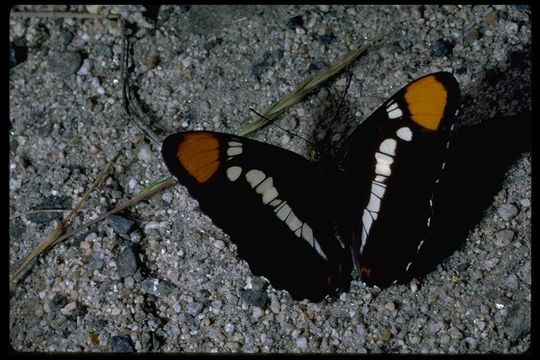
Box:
[162,72,460,301]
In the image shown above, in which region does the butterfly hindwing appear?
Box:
[337,72,460,287]
[162,131,352,301]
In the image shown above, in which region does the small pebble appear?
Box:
[89,144,101,155]
[520,198,530,207]
[495,229,514,247]
[498,204,518,221]
[142,278,162,296]
[380,329,392,341]
[241,289,268,308]
[111,335,134,352]
[252,307,264,320]
[137,143,153,163]
[505,274,519,289]
[319,5,330,12]
[108,215,135,235]
[116,246,139,277]
[270,299,280,314]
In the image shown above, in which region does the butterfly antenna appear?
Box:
[248,108,316,148]
[334,72,354,123]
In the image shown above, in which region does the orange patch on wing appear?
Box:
[404,75,448,131]
[177,132,220,183]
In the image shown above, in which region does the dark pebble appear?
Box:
[47,51,83,77]
[251,50,283,79]
[116,246,139,278]
[433,38,454,57]
[111,335,134,352]
[286,15,304,29]
[91,250,105,271]
[10,42,28,68]
[240,289,269,308]
[179,5,190,13]
[307,63,321,73]
[504,304,530,341]
[9,43,28,68]
[26,195,73,224]
[60,31,74,47]
[456,66,467,75]
[10,219,25,239]
[318,34,335,45]
[108,214,135,235]
[50,293,68,312]
[96,43,113,58]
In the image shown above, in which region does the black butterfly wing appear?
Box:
[337,72,460,287]
[162,131,352,301]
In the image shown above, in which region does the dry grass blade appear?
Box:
[10,209,74,220]
[10,151,121,291]
[49,178,176,249]
[236,45,366,137]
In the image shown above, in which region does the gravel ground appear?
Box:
[9,5,531,353]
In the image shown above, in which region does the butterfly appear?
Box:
[161,72,460,302]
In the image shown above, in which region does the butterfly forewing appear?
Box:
[337,72,460,287]
[162,131,352,301]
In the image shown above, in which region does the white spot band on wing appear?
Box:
[226,166,242,182]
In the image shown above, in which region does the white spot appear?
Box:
[366,193,381,212]
[269,199,282,208]
[302,223,314,245]
[245,169,265,188]
[427,217,431,226]
[374,175,387,183]
[262,187,279,204]
[387,102,398,111]
[375,152,394,176]
[313,240,328,261]
[388,108,403,119]
[227,146,242,156]
[226,166,242,182]
[396,127,413,141]
[371,182,385,198]
[228,141,242,147]
[417,239,425,252]
[375,152,394,165]
[285,211,302,231]
[405,262,413,271]
[294,228,302,237]
[362,209,373,234]
[360,227,368,253]
[255,177,273,195]
[379,138,397,156]
[375,163,391,176]
[276,203,292,221]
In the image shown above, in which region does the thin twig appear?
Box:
[10,11,118,20]
[10,209,74,220]
[10,151,121,290]
[121,23,162,150]
[52,178,176,248]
